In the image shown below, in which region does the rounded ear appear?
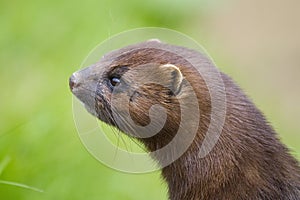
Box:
[159,64,183,95]
[147,38,161,43]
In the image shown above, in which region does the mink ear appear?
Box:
[147,38,161,43]
[158,64,183,95]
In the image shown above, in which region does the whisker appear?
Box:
[109,111,131,153]
[113,113,148,152]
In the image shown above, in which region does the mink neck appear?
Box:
[160,136,225,198]
[158,113,299,200]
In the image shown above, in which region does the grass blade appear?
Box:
[0,156,11,176]
[0,180,44,193]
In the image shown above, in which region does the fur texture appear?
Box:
[70,41,300,200]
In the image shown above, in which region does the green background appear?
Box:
[0,0,299,199]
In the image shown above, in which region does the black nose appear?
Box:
[69,75,77,90]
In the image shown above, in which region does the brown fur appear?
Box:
[70,41,300,200]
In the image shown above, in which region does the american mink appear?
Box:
[69,40,300,200]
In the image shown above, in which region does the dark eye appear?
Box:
[109,77,121,87]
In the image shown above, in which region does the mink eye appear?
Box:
[109,77,121,87]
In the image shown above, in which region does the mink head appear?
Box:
[70,40,210,148]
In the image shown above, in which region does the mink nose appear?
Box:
[69,74,80,91]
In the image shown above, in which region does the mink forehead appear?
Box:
[107,65,130,78]
[109,48,187,68]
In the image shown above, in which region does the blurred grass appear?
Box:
[0,0,299,199]
[0,0,208,199]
